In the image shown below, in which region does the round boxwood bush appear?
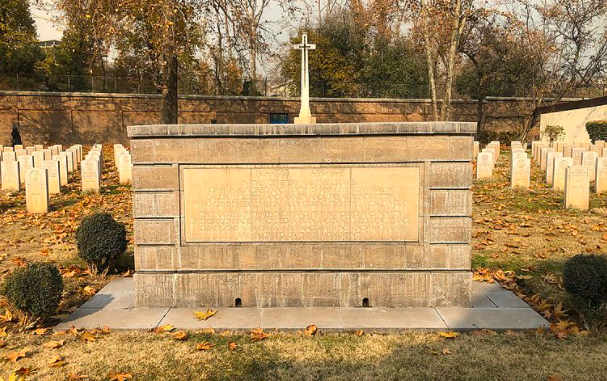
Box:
[76,212,127,274]
[1,262,63,326]
[563,254,607,308]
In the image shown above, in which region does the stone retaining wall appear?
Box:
[0,91,535,145]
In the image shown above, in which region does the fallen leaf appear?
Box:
[196,342,215,351]
[442,348,452,355]
[355,330,365,337]
[14,367,35,375]
[0,339,6,348]
[108,372,133,381]
[546,376,562,381]
[48,355,65,367]
[154,325,175,334]
[228,342,238,351]
[250,328,270,342]
[5,350,27,363]
[33,328,49,335]
[439,332,459,338]
[82,286,96,295]
[172,331,188,340]
[193,309,217,321]
[43,340,66,349]
[304,324,318,336]
[80,331,96,342]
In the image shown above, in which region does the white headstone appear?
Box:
[545,152,563,186]
[25,167,49,213]
[511,157,530,188]
[52,155,69,186]
[553,157,574,192]
[81,159,100,193]
[595,157,607,194]
[1,160,20,192]
[477,152,493,179]
[565,165,589,210]
[32,151,45,167]
[42,160,61,194]
[17,155,34,185]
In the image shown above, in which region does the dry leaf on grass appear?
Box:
[80,332,96,342]
[43,340,66,349]
[33,328,49,335]
[228,342,238,351]
[196,342,215,351]
[355,330,364,337]
[154,325,175,334]
[172,331,188,340]
[250,328,270,341]
[108,372,133,381]
[48,354,65,367]
[304,324,318,336]
[5,350,27,363]
[438,332,459,338]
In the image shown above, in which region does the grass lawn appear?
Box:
[1,147,607,380]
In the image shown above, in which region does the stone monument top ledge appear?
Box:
[127,121,477,138]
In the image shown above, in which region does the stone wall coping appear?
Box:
[127,122,477,138]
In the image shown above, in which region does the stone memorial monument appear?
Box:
[128,121,476,308]
[545,152,562,186]
[293,33,316,125]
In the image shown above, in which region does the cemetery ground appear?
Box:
[1,149,607,380]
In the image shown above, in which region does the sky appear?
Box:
[31,6,63,41]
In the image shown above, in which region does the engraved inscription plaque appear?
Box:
[183,166,420,242]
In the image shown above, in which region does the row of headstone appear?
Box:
[476,141,500,179]
[114,144,132,184]
[82,144,103,193]
[1,144,83,213]
[531,140,607,210]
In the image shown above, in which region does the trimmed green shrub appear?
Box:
[76,212,127,274]
[563,254,607,308]
[585,121,607,143]
[1,262,63,326]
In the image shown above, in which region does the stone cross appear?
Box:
[293,33,316,125]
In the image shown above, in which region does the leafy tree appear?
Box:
[0,0,43,76]
[280,7,427,98]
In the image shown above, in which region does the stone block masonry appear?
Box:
[1,91,536,145]
[129,122,476,309]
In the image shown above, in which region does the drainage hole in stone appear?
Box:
[362,298,370,307]
[235,298,242,307]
